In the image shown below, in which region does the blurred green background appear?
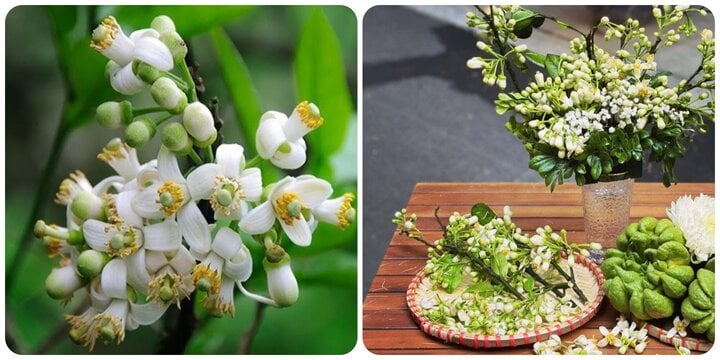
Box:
[5,5,357,354]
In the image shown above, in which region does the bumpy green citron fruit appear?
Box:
[654,219,674,235]
[630,290,652,320]
[643,289,674,319]
[657,241,690,266]
[696,268,714,298]
[665,265,695,285]
[689,281,714,310]
[605,277,630,313]
[658,226,685,245]
[601,257,624,278]
[681,297,712,321]
[708,323,715,342]
[638,217,658,233]
[705,258,715,272]
[660,273,687,299]
[690,313,715,334]
[617,232,629,251]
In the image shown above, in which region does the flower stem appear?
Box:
[154,113,174,126]
[550,261,588,304]
[158,294,197,354]
[246,155,263,168]
[162,71,189,92]
[204,146,214,163]
[188,148,203,165]
[178,59,198,103]
[238,302,267,354]
[443,242,525,300]
[133,106,167,116]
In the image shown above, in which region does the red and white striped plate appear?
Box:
[406,255,605,348]
[632,316,713,352]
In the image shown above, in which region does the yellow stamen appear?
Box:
[209,176,246,216]
[43,236,62,258]
[336,193,355,230]
[148,273,191,308]
[295,101,324,129]
[90,16,120,51]
[54,170,88,205]
[646,54,655,63]
[156,181,185,216]
[274,192,305,225]
[191,264,221,294]
[97,138,128,164]
[203,293,235,317]
[105,225,139,258]
[104,194,121,224]
[92,313,125,349]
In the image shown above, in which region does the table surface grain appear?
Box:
[363,182,715,355]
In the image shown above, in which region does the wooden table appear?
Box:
[363,182,714,354]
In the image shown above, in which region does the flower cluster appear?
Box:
[667,194,715,263]
[533,334,602,355]
[466,6,714,189]
[597,315,649,354]
[394,205,600,335]
[34,15,355,351]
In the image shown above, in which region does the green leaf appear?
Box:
[587,155,602,180]
[294,8,354,179]
[575,173,586,186]
[523,277,536,292]
[529,155,556,173]
[511,8,537,38]
[471,203,497,225]
[98,5,255,38]
[524,50,546,67]
[544,54,562,78]
[209,27,263,155]
[466,280,495,297]
[491,254,509,278]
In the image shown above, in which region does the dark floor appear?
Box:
[362,5,715,296]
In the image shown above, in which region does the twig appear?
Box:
[442,243,525,300]
[238,302,267,354]
[158,294,197,354]
[551,261,588,304]
[476,5,521,91]
[433,207,446,236]
[525,268,579,307]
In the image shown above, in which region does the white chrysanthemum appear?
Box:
[667,194,715,263]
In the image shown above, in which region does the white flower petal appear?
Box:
[216,144,245,178]
[90,278,112,310]
[158,146,185,183]
[82,219,114,252]
[280,218,312,247]
[101,259,128,299]
[145,250,170,274]
[214,201,246,221]
[133,36,173,71]
[314,197,343,226]
[290,176,332,208]
[116,190,143,228]
[212,227,243,260]
[238,201,275,234]
[126,249,151,293]
[131,185,164,219]
[110,63,145,95]
[266,261,299,307]
[128,28,160,42]
[92,175,125,195]
[177,202,211,254]
[169,246,195,275]
[238,168,262,201]
[187,163,221,200]
[256,113,287,159]
[130,301,169,325]
[270,140,307,170]
[143,220,182,251]
[223,245,253,281]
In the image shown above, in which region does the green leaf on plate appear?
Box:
[471,203,496,225]
[544,53,562,78]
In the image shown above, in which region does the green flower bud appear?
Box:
[151,15,176,34]
[46,266,83,300]
[96,101,133,129]
[151,77,187,114]
[77,249,110,279]
[125,117,157,148]
[136,61,162,83]
[71,192,105,221]
[161,122,192,155]
[263,252,298,307]
[160,31,188,64]
[192,129,217,148]
[182,102,215,142]
[67,229,85,246]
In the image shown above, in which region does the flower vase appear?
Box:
[582,174,634,248]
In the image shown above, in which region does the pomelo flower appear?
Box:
[239,175,332,247]
[255,102,324,169]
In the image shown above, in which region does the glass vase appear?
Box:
[582,174,634,248]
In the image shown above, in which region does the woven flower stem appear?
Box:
[551,261,588,304]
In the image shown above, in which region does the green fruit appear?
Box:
[625,259,644,273]
[643,289,675,319]
[638,217,658,233]
[657,241,690,266]
[696,268,715,298]
[630,290,652,320]
[658,226,685,245]
[689,281,714,310]
[605,277,631,313]
[665,265,695,285]
[654,219,674,235]
[630,233,651,252]
[708,323,715,342]
[705,258,715,272]
[626,223,640,238]
[605,248,625,259]
[682,297,712,321]
[660,273,687,299]
[690,313,714,334]
[616,267,642,284]
[617,232,629,251]
[601,257,625,278]
[643,248,658,261]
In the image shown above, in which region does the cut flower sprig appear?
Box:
[394,204,600,334]
[466,5,714,189]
